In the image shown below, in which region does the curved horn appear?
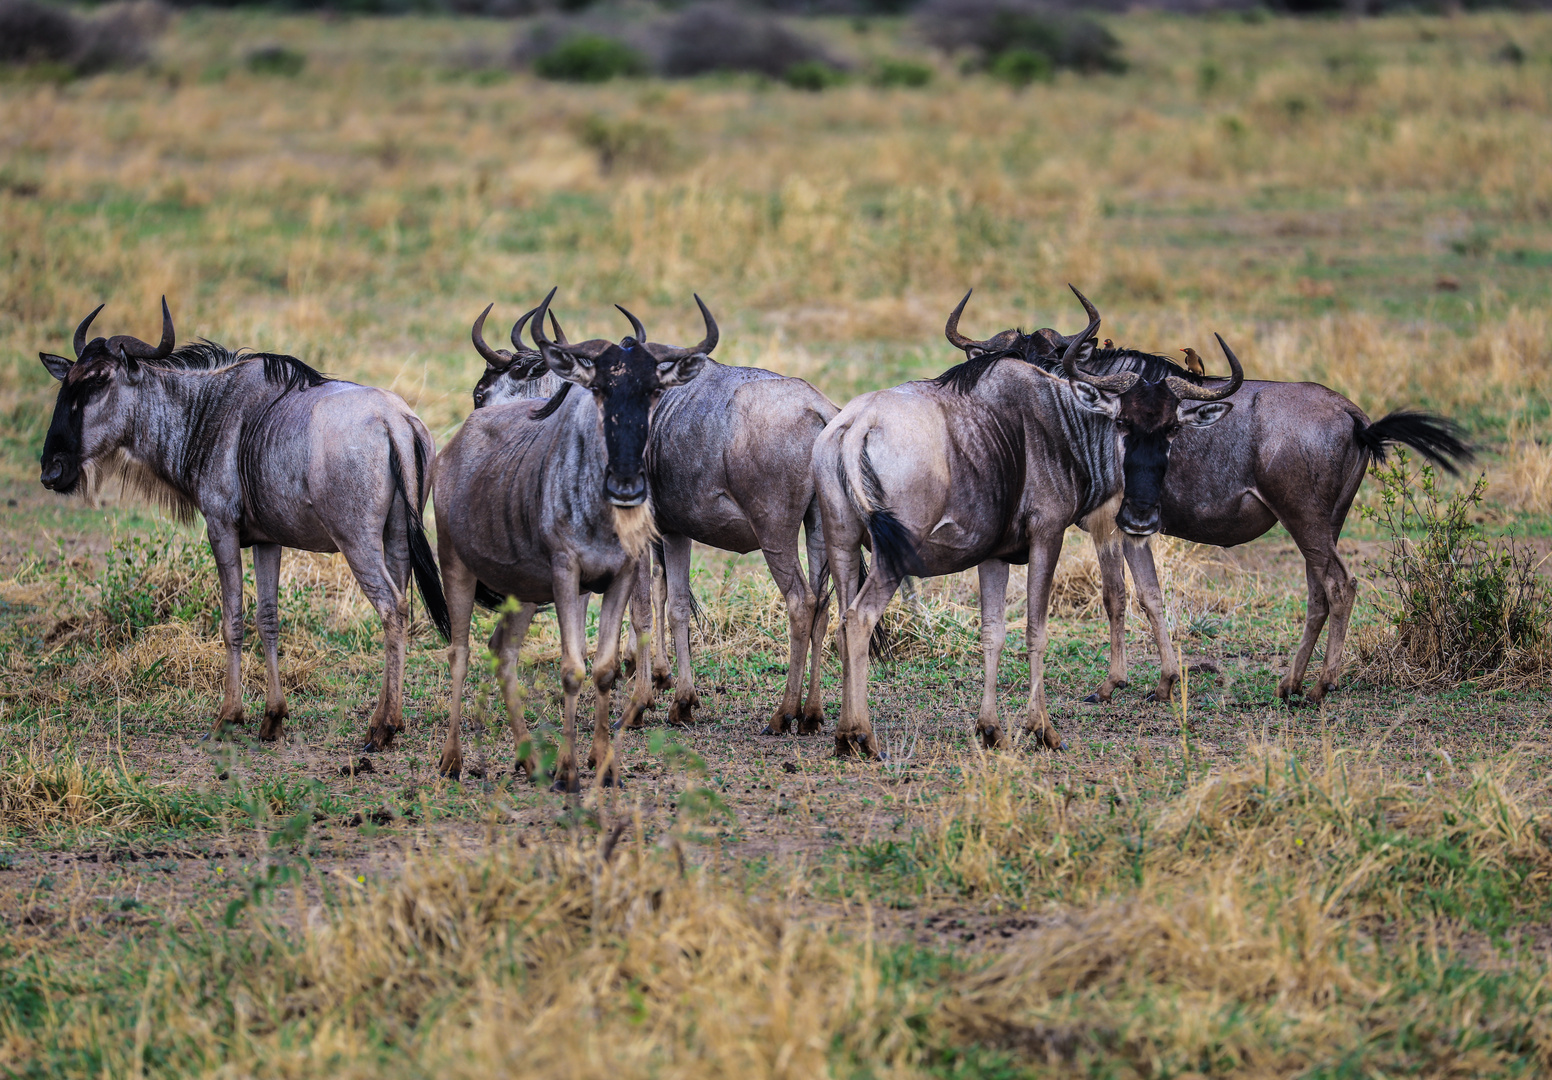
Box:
[945,289,1002,354]
[615,304,648,346]
[653,294,719,360]
[73,303,105,359]
[472,303,512,369]
[1060,286,1137,394]
[1166,332,1245,402]
[107,296,176,361]
[529,286,570,358]
[547,310,569,346]
[507,305,541,357]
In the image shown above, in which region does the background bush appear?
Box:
[658,3,839,78]
[0,0,166,72]
[916,0,1127,75]
[533,32,646,80]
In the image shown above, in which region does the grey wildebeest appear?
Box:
[814,288,1241,757]
[637,299,839,734]
[38,299,449,748]
[943,301,1473,705]
[433,290,706,791]
[459,302,658,754]
[491,298,840,736]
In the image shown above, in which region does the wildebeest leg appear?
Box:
[252,543,287,742]
[207,524,246,738]
[436,536,479,780]
[1086,540,1131,704]
[619,562,656,730]
[799,513,829,735]
[587,569,635,786]
[835,562,893,760]
[493,603,542,780]
[760,540,815,736]
[976,559,1011,749]
[1278,562,1331,702]
[662,534,700,725]
[1125,541,1180,704]
[338,539,409,752]
[1021,531,1066,751]
[550,560,588,794]
[649,557,672,690]
[1311,547,1357,703]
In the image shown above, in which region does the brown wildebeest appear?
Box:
[944,303,1473,705]
[813,288,1241,757]
[38,299,449,749]
[433,290,706,791]
[459,302,658,758]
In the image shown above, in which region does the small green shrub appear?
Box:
[98,530,219,641]
[783,60,845,91]
[534,34,646,83]
[245,45,306,78]
[989,47,1051,88]
[870,58,933,88]
[1362,455,1549,683]
[575,113,671,174]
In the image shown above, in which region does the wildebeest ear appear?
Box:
[656,352,706,388]
[39,352,74,381]
[1180,401,1232,427]
[544,349,596,388]
[1067,379,1120,418]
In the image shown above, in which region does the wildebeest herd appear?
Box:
[37,288,1471,791]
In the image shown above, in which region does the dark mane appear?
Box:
[160,340,331,393]
[934,334,1212,396]
[1067,347,1205,387]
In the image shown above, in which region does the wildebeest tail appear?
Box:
[859,449,926,580]
[1356,411,1474,475]
[391,438,451,641]
[474,582,507,612]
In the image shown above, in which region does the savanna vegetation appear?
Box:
[3,6,1552,1077]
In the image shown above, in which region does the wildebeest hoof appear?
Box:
[978,725,1008,750]
[1025,725,1064,752]
[600,771,623,789]
[667,697,698,725]
[762,712,795,736]
[550,774,581,794]
[1082,692,1103,705]
[798,710,823,735]
[652,670,672,691]
[438,763,461,781]
[833,733,879,760]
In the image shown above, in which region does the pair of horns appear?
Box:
[471,302,567,371]
[530,287,719,360]
[949,285,1244,402]
[73,297,176,362]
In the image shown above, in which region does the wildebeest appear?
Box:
[945,302,1472,705]
[461,302,658,754]
[814,288,1241,757]
[635,298,840,734]
[38,299,449,748]
[433,290,706,790]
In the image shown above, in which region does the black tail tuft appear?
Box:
[1356,411,1474,476]
[474,582,507,611]
[867,508,927,581]
[392,440,451,641]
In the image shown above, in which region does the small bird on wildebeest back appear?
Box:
[1180,347,1206,375]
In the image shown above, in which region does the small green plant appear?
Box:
[989,48,1052,88]
[1361,454,1548,683]
[1197,58,1223,96]
[870,58,933,88]
[97,529,219,640]
[783,60,845,91]
[574,113,670,175]
[245,46,305,78]
[534,35,646,83]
